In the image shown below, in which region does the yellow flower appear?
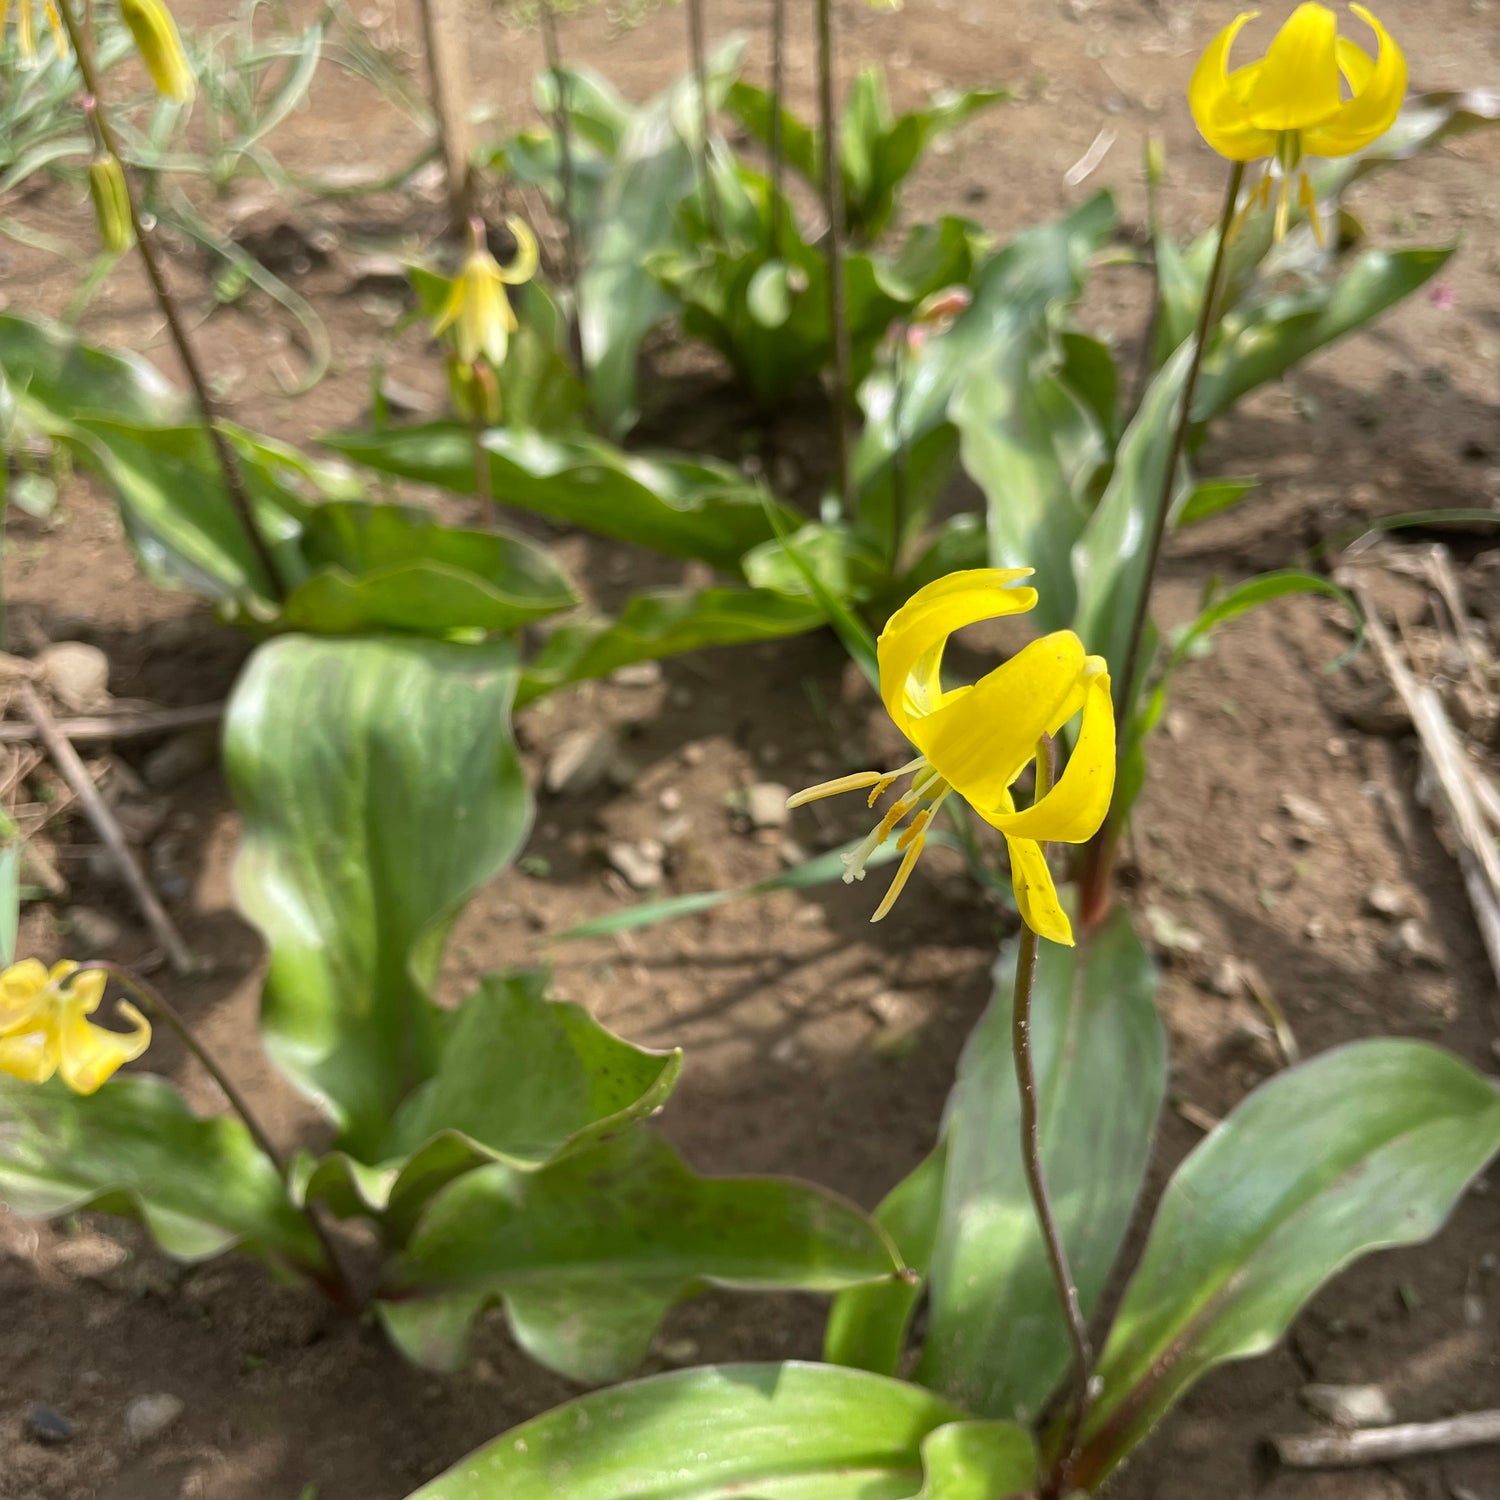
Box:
[1190,4,1406,242]
[1,0,66,65]
[788,569,1115,945]
[0,960,151,1095]
[432,217,540,369]
[118,0,195,104]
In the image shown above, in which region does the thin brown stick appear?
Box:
[415,0,476,229]
[0,703,222,744]
[20,684,194,976]
[1272,1410,1500,1469]
[57,1,287,602]
[815,0,853,518]
[79,963,360,1307]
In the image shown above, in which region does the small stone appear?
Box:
[866,991,921,1028]
[124,1392,184,1445]
[52,1229,128,1280]
[1206,958,1244,998]
[681,741,708,766]
[26,1404,73,1446]
[658,1337,700,1365]
[544,727,616,796]
[1298,1383,1395,1429]
[658,786,683,813]
[143,729,218,790]
[1144,904,1204,956]
[38,641,111,711]
[1304,915,1330,941]
[1279,792,1330,833]
[606,841,663,892]
[1363,881,1409,920]
[66,905,124,956]
[610,661,662,688]
[1380,918,1445,969]
[659,814,693,848]
[769,1035,806,1068]
[1463,1291,1486,1327]
[744,782,791,831]
[1214,1021,1279,1072]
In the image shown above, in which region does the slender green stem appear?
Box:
[1081,161,1244,929]
[78,963,360,1306]
[539,0,584,378]
[888,322,909,572]
[58,0,288,603]
[767,0,786,261]
[1015,738,1094,1497]
[686,0,722,239]
[814,0,853,519]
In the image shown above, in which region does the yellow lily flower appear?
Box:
[788,569,1115,945]
[1,0,67,65]
[0,959,151,1095]
[432,216,540,369]
[1190,4,1406,242]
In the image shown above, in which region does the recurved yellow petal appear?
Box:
[978,663,1115,844]
[1005,835,1073,946]
[119,0,196,103]
[0,1026,57,1084]
[1189,10,1279,161]
[910,630,1086,809]
[1242,3,1342,130]
[56,998,151,1096]
[0,958,49,1033]
[497,217,540,285]
[876,568,1037,738]
[1303,5,1405,156]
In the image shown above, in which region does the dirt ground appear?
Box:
[3,0,1500,1496]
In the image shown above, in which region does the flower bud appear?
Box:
[447,357,502,426]
[88,155,134,255]
[119,0,195,104]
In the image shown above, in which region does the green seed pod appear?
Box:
[447,357,502,426]
[118,0,195,104]
[87,155,134,255]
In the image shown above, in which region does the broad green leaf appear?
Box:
[0,1074,324,1272]
[1074,1040,1500,1487]
[226,635,530,1157]
[380,1130,902,1380]
[323,423,799,574]
[724,79,822,187]
[1194,246,1455,422]
[918,905,1164,1423]
[283,500,577,637]
[1070,342,1192,689]
[402,1361,968,1500]
[580,38,745,432]
[1177,476,1257,527]
[826,1140,947,1376]
[297,970,682,1239]
[914,1421,1037,1500]
[518,584,820,707]
[0,809,19,965]
[857,192,1117,557]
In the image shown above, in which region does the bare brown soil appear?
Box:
[3,1,1500,1497]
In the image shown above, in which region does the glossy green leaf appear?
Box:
[1070,342,1191,685]
[518,584,820,707]
[826,1140,947,1376]
[1177,476,1257,527]
[1194,246,1455,422]
[918,906,1164,1422]
[857,192,1116,558]
[283,500,576,637]
[914,1421,1037,1500]
[402,1362,968,1500]
[323,423,798,574]
[297,969,682,1239]
[0,1074,323,1271]
[380,1130,902,1380]
[1073,1040,1500,1488]
[226,634,530,1157]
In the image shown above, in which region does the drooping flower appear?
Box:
[1,0,66,66]
[0,960,151,1095]
[788,569,1115,945]
[1189,4,1406,242]
[432,216,540,369]
[118,0,195,104]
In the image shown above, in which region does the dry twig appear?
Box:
[1272,1409,1500,1469]
[19,685,195,975]
[0,702,222,745]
